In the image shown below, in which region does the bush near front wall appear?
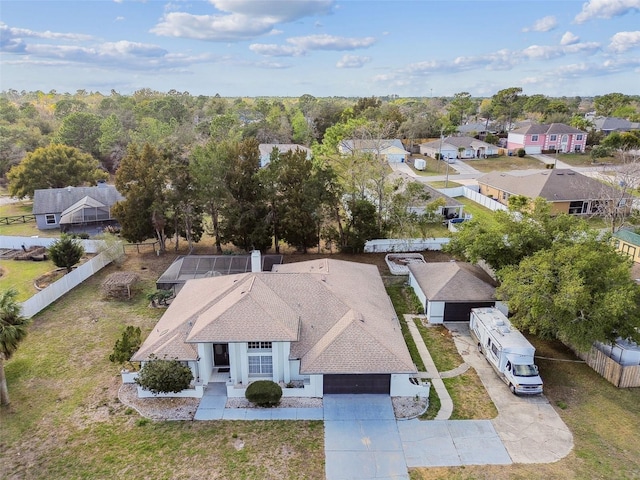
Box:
[245,380,283,407]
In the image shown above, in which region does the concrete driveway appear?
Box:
[447,323,574,463]
[324,395,409,480]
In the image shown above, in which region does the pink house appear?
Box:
[507,123,587,155]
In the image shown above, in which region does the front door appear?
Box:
[213,343,229,366]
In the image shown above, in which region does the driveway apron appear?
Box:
[324,395,409,480]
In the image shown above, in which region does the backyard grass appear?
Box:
[455,197,497,225]
[0,259,57,301]
[0,200,49,237]
[555,153,619,167]
[410,336,640,480]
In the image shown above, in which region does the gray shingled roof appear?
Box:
[33,185,123,215]
[593,117,635,132]
[408,262,496,301]
[477,169,618,201]
[510,123,585,135]
[133,259,416,374]
[258,144,311,157]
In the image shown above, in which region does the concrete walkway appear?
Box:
[405,315,453,420]
[194,383,323,421]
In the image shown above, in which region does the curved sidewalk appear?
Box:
[405,315,453,420]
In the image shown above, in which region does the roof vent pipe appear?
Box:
[251,250,261,273]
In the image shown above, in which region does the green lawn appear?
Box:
[0,259,57,301]
[469,155,545,172]
[455,197,497,225]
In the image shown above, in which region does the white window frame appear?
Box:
[576,134,583,141]
[45,214,56,225]
[248,355,273,376]
[549,134,557,141]
[247,341,273,377]
[531,134,539,142]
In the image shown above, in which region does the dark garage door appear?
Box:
[323,374,391,394]
[443,302,494,322]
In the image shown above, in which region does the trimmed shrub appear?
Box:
[516,148,526,157]
[245,380,283,407]
[135,356,193,394]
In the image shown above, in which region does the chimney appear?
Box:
[251,250,261,273]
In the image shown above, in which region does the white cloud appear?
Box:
[560,31,580,45]
[522,41,600,60]
[0,22,93,43]
[523,15,557,32]
[151,0,334,41]
[251,34,376,57]
[249,43,303,56]
[609,31,640,51]
[336,55,371,68]
[287,34,375,51]
[574,0,640,23]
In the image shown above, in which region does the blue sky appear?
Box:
[1,0,639,97]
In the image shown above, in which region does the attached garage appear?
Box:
[323,374,391,394]
[443,301,495,322]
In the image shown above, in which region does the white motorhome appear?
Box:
[470,307,543,395]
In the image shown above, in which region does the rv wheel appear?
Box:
[477,343,482,353]
[509,383,517,395]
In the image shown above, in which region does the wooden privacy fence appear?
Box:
[579,347,640,388]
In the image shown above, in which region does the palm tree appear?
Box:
[0,289,31,406]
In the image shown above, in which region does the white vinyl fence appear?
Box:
[2,237,124,318]
[0,236,110,254]
[364,238,450,253]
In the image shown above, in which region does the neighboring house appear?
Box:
[338,139,410,163]
[258,144,312,168]
[507,123,587,154]
[419,136,499,160]
[456,122,496,138]
[477,169,630,215]
[408,262,503,323]
[592,117,640,136]
[408,184,465,220]
[612,229,640,264]
[132,257,422,398]
[32,183,123,231]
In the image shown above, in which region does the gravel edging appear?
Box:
[119,384,427,421]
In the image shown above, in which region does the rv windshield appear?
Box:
[513,364,538,377]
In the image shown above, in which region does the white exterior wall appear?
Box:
[198,343,213,384]
[390,374,430,398]
[426,301,445,324]
[408,271,427,313]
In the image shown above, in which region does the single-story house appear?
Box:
[258,144,312,168]
[132,256,425,398]
[338,139,410,163]
[592,117,640,136]
[612,229,640,264]
[32,183,123,231]
[477,169,631,216]
[407,184,465,220]
[456,122,497,138]
[419,136,499,160]
[408,262,504,324]
[507,123,587,154]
